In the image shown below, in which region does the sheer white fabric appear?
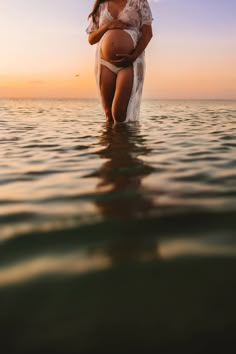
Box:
[86,0,153,122]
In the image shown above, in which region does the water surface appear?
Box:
[0,99,236,353]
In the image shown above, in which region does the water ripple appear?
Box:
[0,98,235,273]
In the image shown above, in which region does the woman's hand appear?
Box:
[108,19,128,30]
[88,20,127,45]
[110,24,153,65]
[110,53,137,67]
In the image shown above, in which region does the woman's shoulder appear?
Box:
[129,0,149,9]
[99,1,107,11]
[137,0,151,7]
[96,1,107,18]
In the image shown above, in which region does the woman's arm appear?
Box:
[131,24,153,61]
[88,20,129,45]
[88,23,109,45]
[111,24,153,66]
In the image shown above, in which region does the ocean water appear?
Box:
[0,98,236,353]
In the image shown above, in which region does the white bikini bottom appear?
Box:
[100,58,122,75]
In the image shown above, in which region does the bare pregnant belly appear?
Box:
[101,29,134,62]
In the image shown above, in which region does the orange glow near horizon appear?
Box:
[0,72,97,99]
[2,57,235,100]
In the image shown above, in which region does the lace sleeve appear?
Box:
[86,8,100,34]
[139,0,154,26]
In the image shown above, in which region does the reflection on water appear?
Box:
[1,236,235,287]
[93,122,154,217]
[89,122,158,264]
[0,251,111,287]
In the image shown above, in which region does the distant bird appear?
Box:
[75,74,80,78]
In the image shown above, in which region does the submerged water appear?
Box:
[0,99,236,353]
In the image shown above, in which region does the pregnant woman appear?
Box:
[86,0,153,123]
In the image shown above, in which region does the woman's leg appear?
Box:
[100,65,116,122]
[112,66,134,123]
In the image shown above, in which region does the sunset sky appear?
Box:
[0,0,235,99]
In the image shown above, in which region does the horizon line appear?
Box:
[0,97,236,101]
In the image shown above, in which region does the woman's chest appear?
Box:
[107,0,128,18]
[99,1,141,28]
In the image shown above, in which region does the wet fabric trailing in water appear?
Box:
[86,0,153,122]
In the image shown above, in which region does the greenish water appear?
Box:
[0,99,236,353]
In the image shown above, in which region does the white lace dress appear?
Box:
[86,0,153,122]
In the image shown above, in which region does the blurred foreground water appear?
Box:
[0,99,236,353]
